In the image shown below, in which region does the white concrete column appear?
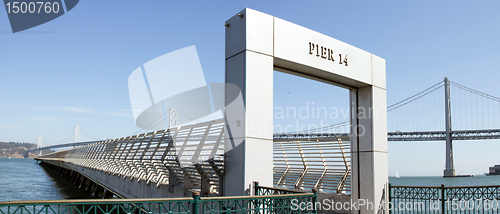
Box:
[224,9,274,196]
[350,84,388,214]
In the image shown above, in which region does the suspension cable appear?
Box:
[388,84,444,112]
[387,81,443,109]
[450,81,500,102]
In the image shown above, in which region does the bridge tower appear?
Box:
[73,125,80,148]
[444,77,455,177]
[37,136,42,156]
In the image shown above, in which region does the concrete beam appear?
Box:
[40,160,190,198]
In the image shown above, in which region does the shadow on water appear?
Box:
[0,158,100,201]
[26,162,137,214]
[38,164,102,200]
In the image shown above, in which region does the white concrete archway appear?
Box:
[224,8,387,214]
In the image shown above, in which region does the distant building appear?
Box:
[488,165,500,175]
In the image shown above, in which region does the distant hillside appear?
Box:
[0,142,38,158]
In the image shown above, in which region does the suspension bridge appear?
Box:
[29,76,500,198]
[277,77,500,177]
[25,125,102,157]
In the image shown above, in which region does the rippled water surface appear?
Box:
[0,158,95,202]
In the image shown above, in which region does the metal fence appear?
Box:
[0,185,317,214]
[39,119,226,196]
[255,181,309,196]
[38,118,352,195]
[273,137,351,193]
[390,184,500,214]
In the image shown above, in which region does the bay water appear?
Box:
[0,158,97,202]
[2,158,500,202]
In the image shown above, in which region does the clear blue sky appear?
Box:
[1,0,500,176]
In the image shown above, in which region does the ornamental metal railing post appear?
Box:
[312,188,318,214]
[253,181,261,212]
[192,191,200,214]
[440,184,445,214]
[254,181,260,196]
[388,183,392,214]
